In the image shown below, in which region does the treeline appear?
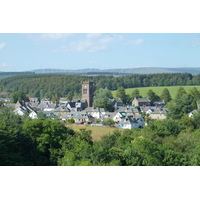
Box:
[1,107,200,166]
[0,73,200,98]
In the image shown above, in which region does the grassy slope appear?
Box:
[112,86,200,99]
[67,124,120,141]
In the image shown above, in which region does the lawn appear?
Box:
[66,124,120,141]
[112,85,200,99]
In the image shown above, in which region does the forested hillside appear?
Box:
[0,73,200,98]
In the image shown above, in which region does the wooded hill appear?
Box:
[0,73,200,98]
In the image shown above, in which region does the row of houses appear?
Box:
[3,97,169,129]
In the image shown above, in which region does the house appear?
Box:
[13,102,38,119]
[29,98,39,103]
[116,115,145,129]
[113,107,141,123]
[152,101,167,107]
[146,108,168,120]
[188,103,200,117]
[84,107,107,119]
[40,98,52,104]
[188,110,198,118]
[53,106,71,118]
[100,112,115,121]
[42,111,57,118]
[110,98,124,110]
[37,102,57,111]
[132,97,152,107]
[62,111,94,124]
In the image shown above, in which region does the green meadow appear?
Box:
[112,86,200,100]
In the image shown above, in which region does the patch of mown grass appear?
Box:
[66,124,119,141]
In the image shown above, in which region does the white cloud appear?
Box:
[52,33,123,53]
[100,34,123,44]
[127,39,145,45]
[70,40,93,52]
[0,42,6,51]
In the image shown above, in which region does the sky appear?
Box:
[0,33,200,72]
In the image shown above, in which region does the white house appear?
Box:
[116,115,145,129]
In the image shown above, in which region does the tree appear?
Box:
[23,119,75,165]
[160,88,172,102]
[145,119,185,137]
[175,87,186,99]
[102,118,116,127]
[123,137,162,166]
[93,88,114,111]
[37,111,47,120]
[131,89,142,99]
[116,87,126,103]
[66,91,73,101]
[51,94,59,104]
[0,108,47,166]
[167,94,195,119]
[11,91,28,103]
[146,89,160,101]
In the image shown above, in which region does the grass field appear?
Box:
[67,124,120,141]
[112,85,200,99]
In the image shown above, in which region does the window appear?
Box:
[83,89,87,94]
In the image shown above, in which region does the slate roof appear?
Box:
[136,98,151,102]
[118,116,140,125]
[148,108,168,114]
[54,106,70,112]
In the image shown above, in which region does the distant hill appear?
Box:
[32,67,200,75]
[0,71,35,80]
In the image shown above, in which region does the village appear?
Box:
[0,81,171,129]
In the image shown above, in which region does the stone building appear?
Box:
[81,81,93,107]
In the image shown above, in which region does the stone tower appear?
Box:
[81,81,93,107]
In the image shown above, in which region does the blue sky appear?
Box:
[0,33,200,72]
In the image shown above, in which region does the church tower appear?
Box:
[81,81,93,107]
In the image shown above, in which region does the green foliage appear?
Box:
[167,93,196,119]
[66,91,73,101]
[160,88,172,102]
[11,91,28,103]
[66,118,75,124]
[124,137,162,166]
[144,119,186,137]
[0,73,198,100]
[37,111,47,120]
[175,87,187,99]
[131,89,142,99]
[93,88,114,111]
[116,87,126,103]
[2,95,200,166]
[146,89,161,101]
[102,118,116,126]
